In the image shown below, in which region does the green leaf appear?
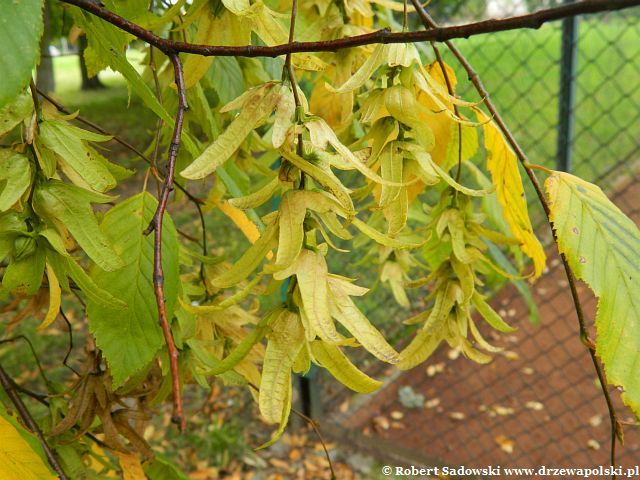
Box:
[61,254,126,309]
[204,307,279,376]
[0,150,31,211]
[208,56,245,105]
[228,177,279,210]
[0,93,32,136]
[87,192,179,387]
[144,454,189,480]
[211,220,277,288]
[472,292,515,333]
[397,329,442,370]
[73,10,173,125]
[2,246,45,296]
[0,0,44,108]
[350,217,421,249]
[39,121,116,192]
[33,180,123,271]
[545,172,640,418]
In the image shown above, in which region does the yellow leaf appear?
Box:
[369,0,416,12]
[416,61,458,168]
[222,0,250,14]
[274,190,307,270]
[305,119,388,184]
[115,451,146,480]
[182,11,215,88]
[476,110,546,278]
[386,43,420,68]
[182,10,250,88]
[180,83,279,179]
[380,261,410,308]
[427,60,457,94]
[384,86,434,151]
[295,250,341,343]
[291,54,327,72]
[328,280,399,363]
[0,414,55,480]
[37,263,61,331]
[397,329,441,370]
[311,341,382,393]
[272,84,295,148]
[328,44,388,94]
[217,201,261,244]
[259,310,304,423]
[279,149,354,217]
[378,143,403,208]
[309,61,354,130]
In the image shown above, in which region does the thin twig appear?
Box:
[148,44,165,195]
[291,407,337,480]
[143,52,188,432]
[409,2,621,475]
[59,0,639,58]
[29,79,43,122]
[0,364,68,479]
[430,43,463,183]
[0,336,50,385]
[284,0,305,163]
[59,308,81,377]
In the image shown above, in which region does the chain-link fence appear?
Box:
[305,2,640,473]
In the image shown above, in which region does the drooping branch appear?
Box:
[60,0,639,58]
[143,53,188,432]
[0,364,68,479]
[409,1,622,476]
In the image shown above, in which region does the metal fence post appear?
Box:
[556,0,580,172]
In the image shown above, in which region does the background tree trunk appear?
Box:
[36,2,55,93]
[79,35,105,90]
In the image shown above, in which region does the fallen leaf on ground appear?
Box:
[492,405,515,416]
[495,435,515,454]
[390,410,404,420]
[424,398,441,409]
[589,415,603,427]
[525,401,544,411]
[426,362,445,377]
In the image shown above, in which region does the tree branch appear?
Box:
[0,364,68,479]
[409,2,622,476]
[143,53,188,432]
[59,0,639,57]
